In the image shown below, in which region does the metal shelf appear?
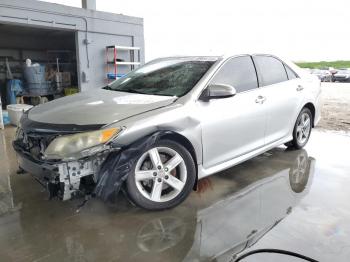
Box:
[107,61,141,65]
[106,45,140,51]
[105,45,141,83]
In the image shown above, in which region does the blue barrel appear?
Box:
[23,65,46,84]
[23,65,53,96]
[6,79,23,105]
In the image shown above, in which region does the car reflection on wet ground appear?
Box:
[0,127,349,262]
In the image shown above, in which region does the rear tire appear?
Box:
[126,139,196,211]
[285,107,313,150]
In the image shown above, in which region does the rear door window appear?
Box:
[253,55,288,86]
[211,56,258,93]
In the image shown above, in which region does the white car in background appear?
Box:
[334,68,350,82]
[310,69,332,82]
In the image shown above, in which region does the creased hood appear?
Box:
[28,89,176,125]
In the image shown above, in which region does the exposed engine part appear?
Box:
[55,154,108,200]
[13,126,112,201]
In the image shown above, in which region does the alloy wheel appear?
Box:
[134,147,187,203]
[296,112,311,145]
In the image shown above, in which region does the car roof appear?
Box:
[148,54,305,77]
[151,53,286,60]
[148,56,222,62]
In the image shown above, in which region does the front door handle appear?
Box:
[296,85,304,91]
[255,95,266,104]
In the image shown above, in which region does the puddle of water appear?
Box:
[0,128,349,261]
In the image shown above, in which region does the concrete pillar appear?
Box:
[82,0,96,10]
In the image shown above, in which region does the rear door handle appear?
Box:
[296,85,304,91]
[255,95,266,104]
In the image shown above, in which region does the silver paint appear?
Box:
[26,54,321,182]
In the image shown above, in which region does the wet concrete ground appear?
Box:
[0,126,349,262]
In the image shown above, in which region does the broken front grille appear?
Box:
[14,128,58,161]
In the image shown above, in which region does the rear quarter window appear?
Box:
[284,64,298,80]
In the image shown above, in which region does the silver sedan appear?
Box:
[14,54,322,210]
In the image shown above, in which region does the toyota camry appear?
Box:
[13,54,321,210]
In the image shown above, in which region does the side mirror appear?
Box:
[200,83,237,101]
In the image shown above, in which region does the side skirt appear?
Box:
[197,135,293,179]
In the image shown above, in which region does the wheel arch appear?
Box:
[303,102,316,127]
[158,131,199,190]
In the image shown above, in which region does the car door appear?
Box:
[197,56,267,169]
[252,55,304,145]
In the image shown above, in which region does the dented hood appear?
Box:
[28,89,176,125]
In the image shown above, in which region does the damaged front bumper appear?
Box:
[13,136,113,201]
[13,114,169,202]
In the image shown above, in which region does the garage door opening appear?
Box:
[0,23,78,107]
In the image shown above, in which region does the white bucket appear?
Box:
[6,104,33,126]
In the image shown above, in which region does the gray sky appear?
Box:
[42,0,350,62]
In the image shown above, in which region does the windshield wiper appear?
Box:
[103,87,147,94]
[105,87,175,97]
[126,89,150,95]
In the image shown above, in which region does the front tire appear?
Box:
[126,140,196,211]
[285,107,313,149]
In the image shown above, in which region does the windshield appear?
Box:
[105,59,215,97]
